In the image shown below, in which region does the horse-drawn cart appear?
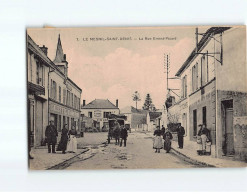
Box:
[107,114,126,144]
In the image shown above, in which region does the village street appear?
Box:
[44,132,204,170]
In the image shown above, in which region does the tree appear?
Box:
[143,93,155,111]
[132,91,141,109]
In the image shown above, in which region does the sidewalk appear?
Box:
[29,147,88,170]
[171,140,247,168]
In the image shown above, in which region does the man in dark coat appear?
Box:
[177,123,185,149]
[161,125,165,136]
[45,121,58,153]
[120,125,128,147]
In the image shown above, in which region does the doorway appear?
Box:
[222,100,234,156]
[193,109,197,137]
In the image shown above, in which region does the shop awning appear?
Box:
[28,82,45,96]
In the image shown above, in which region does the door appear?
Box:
[35,101,43,146]
[193,109,197,137]
[225,108,234,155]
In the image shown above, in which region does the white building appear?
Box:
[167,26,247,160]
[81,99,120,129]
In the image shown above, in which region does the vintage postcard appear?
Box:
[27,26,247,170]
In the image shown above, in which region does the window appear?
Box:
[181,75,187,98]
[36,60,40,84]
[63,89,66,104]
[192,63,199,92]
[202,106,207,126]
[71,93,74,108]
[67,91,69,106]
[50,79,53,98]
[88,112,92,118]
[103,112,111,118]
[52,81,57,100]
[201,53,208,86]
[59,86,61,103]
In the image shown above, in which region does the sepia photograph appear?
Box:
[27,26,247,170]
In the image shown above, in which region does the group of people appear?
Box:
[153,123,185,153]
[112,120,128,147]
[45,120,78,154]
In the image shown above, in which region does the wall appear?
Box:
[216,90,247,160]
[216,27,247,93]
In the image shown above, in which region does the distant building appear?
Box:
[146,111,162,131]
[168,26,247,160]
[120,106,148,131]
[81,99,120,129]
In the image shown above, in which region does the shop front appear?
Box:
[49,101,80,131]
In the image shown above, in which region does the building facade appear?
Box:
[49,35,82,132]
[81,99,120,129]
[168,26,247,160]
[27,36,50,147]
[27,34,82,147]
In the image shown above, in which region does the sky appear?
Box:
[27,26,203,110]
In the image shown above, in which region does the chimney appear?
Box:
[63,54,66,61]
[40,45,48,56]
[83,100,86,106]
[116,99,118,108]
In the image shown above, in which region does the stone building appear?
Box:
[168,26,247,160]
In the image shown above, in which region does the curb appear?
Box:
[171,147,216,168]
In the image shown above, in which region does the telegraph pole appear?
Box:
[164,53,180,97]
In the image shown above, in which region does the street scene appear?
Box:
[27,26,247,170]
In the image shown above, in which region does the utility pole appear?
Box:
[164,53,180,98]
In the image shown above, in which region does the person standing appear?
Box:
[199,124,211,155]
[163,128,173,153]
[57,124,69,154]
[161,125,165,136]
[153,126,163,153]
[177,123,185,149]
[45,120,58,153]
[67,125,77,153]
[197,124,203,155]
[28,127,34,159]
[120,125,128,147]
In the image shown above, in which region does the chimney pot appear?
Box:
[83,100,86,106]
[39,45,48,56]
[116,99,118,108]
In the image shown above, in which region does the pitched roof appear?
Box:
[81,99,119,109]
[149,112,162,121]
[53,34,66,63]
[175,27,231,76]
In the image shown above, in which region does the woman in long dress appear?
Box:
[57,124,69,154]
[67,125,77,153]
[153,126,163,153]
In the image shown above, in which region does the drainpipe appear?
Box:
[48,67,55,123]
